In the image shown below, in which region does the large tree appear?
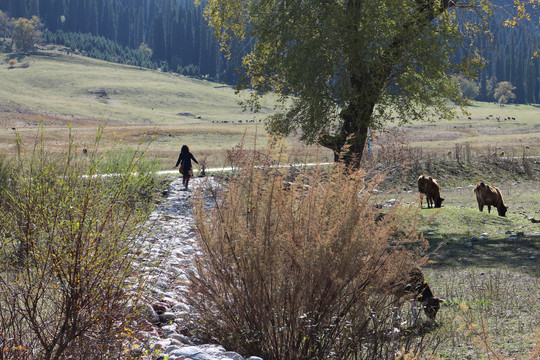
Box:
[200,0,530,167]
[493,81,516,105]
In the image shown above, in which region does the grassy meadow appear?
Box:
[1,49,539,359]
[376,160,540,359]
[395,102,540,158]
[0,48,329,168]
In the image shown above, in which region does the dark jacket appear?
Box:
[176,151,198,174]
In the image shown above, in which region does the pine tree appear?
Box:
[151,12,165,61]
[132,7,144,48]
[27,0,39,17]
[117,5,129,46]
[9,0,28,18]
[66,0,81,32]
[85,0,98,34]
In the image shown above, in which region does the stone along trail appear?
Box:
[136,177,262,360]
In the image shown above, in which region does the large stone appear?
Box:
[152,302,168,313]
[142,303,160,325]
[221,351,245,360]
[167,346,204,357]
[159,312,177,323]
[153,339,173,351]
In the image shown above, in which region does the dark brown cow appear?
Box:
[392,266,444,321]
[473,182,508,217]
[417,174,444,208]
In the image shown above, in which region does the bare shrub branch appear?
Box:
[188,145,430,360]
[0,126,160,359]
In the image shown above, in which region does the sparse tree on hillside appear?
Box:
[138,42,153,57]
[494,81,516,105]
[453,74,480,101]
[201,0,535,167]
[11,15,42,52]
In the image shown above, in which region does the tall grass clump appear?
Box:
[188,146,431,360]
[95,146,162,211]
[0,155,15,204]
[0,127,161,359]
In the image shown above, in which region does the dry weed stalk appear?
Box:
[454,302,524,360]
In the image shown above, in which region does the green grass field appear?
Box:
[395,102,540,156]
[1,49,539,359]
[377,162,540,359]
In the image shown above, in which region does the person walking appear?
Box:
[175,145,199,190]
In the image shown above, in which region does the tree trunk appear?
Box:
[315,0,383,169]
[318,72,379,169]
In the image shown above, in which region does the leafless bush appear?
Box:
[361,130,423,184]
[188,146,431,360]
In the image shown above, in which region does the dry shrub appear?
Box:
[0,127,160,359]
[188,146,431,360]
[361,130,420,183]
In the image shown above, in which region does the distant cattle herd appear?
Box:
[417,174,509,217]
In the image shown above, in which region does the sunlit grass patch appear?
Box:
[427,267,539,359]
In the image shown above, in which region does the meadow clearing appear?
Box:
[1,49,539,359]
[2,48,539,167]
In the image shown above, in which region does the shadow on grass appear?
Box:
[424,233,540,276]
[4,53,28,62]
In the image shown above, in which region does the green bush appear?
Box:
[0,128,160,359]
[188,149,431,360]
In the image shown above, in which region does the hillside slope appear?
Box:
[0,49,289,166]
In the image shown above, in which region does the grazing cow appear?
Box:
[392,266,444,321]
[473,182,508,217]
[418,174,444,208]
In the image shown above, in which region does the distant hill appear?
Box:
[0,48,270,125]
[0,49,283,167]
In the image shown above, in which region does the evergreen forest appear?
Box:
[0,0,539,104]
[0,0,246,83]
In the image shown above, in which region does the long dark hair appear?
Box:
[181,145,190,154]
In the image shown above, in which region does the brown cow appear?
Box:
[473,182,508,217]
[418,174,444,208]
